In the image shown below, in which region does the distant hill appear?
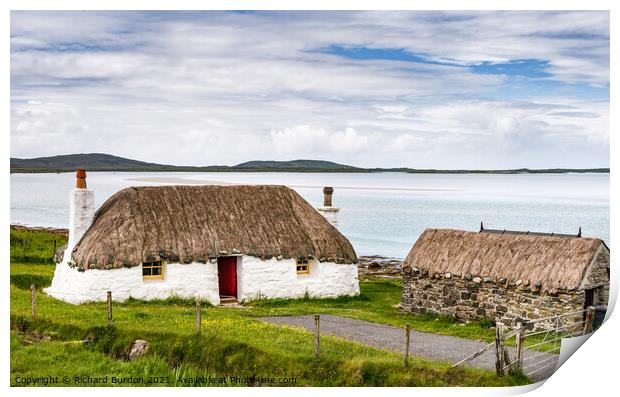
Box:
[9,153,360,173]
[405,167,611,174]
[10,153,173,172]
[236,159,358,170]
[10,153,610,174]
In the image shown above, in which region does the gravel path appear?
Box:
[259,314,557,382]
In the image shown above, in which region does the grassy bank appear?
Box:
[10,226,67,264]
[10,228,529,387]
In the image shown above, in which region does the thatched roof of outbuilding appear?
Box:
[403,228,608,292]
[70,185,356,269]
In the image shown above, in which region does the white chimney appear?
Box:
[67,169,95,253]
[317,186,340,228]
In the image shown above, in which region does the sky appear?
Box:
[10,11,610,169]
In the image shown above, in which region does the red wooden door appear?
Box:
[218,257,237,297]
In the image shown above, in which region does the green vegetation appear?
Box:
[10,152,609,174]
[10,228,529,387]
[10,227,67,264]
[11,332,221,387]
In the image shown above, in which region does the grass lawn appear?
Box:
[10,228,529,387]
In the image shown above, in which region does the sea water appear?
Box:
[10,172,609,258]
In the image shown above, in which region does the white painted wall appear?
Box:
[45,260,221,305]
[237,256,359,301]
[67,189,95,252]
[45,255,359,305]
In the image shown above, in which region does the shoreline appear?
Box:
[10,167,611,175]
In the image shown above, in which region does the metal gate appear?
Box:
[453,306,596,381]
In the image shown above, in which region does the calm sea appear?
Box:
[10,172,609,258]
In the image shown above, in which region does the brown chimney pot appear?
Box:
[76,169,87,189]
[323,186,333,207]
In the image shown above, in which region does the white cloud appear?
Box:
[270,126,381,156]
[9,11,609,168]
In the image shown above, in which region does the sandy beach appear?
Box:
[125,176,236,185]
[124,176,462,192]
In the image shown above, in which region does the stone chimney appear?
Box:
[323,186,333,207]
[317,186,340,228]
[67,169,95,253]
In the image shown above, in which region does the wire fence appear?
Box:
[452,306,596,381]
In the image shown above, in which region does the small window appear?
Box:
[143,260,165,280]
[296,258,310,275]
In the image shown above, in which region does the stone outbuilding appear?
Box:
[400,228,609,326]
[46,171,359,305]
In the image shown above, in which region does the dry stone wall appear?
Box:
[401,266,586,328]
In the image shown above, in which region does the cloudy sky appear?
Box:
[10,11,609,168]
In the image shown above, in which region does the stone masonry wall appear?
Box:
[583,247,610,306]
[401,266,586,329]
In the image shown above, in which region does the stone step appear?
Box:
[219,295,238,304]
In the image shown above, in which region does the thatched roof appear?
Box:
[70,185,356,269]
[403,228,608,291]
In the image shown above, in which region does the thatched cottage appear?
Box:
[401,228,609,325]
[46,171,359,304]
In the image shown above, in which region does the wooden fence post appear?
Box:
[52,239,57,261]
[314,315,321,358]
[515,322,524,371]
[196,299,202,334]
[107,291,113,326]
[503,348,512,372]
[495,322,505,376]
[403,323,411,369]
[30,284,36,320]
[584,306,595,335]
